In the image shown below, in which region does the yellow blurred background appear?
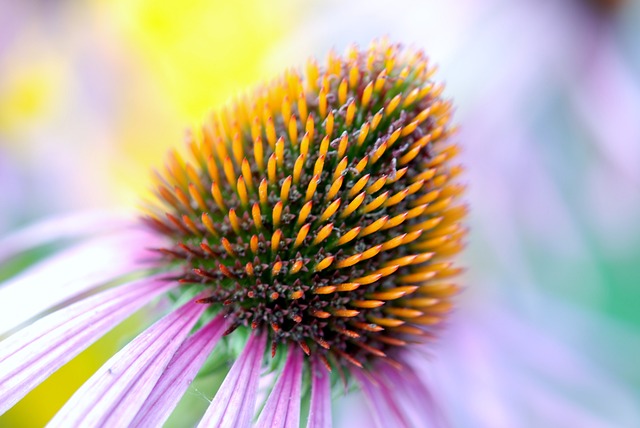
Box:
[1,0,297,424]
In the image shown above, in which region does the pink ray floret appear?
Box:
[255,348,303,428]
[131,314,228,427]
[47,295,206,427]
[0,211,131,263]
[198,333,266,428]
[306,359,332,428]
[0,275,176,415]
[0,230,160,335]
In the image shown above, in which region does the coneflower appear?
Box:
[0,39,465,427]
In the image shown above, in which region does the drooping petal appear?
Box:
[354,369,410,428]
[306,358,332,428]
[0,210,131,263]
[0,230,160,335]
[130,314,228,427]
[198,333,266,428]
[255,348,303,428]
[47,296,206,427]
[0,275,176,415]
[379,362,445,428]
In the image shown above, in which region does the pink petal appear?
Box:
[0,275,176,415]
[255,348,303,428]
[354,369,410,428]
[0,230,160,335]
[306,358,332,428]
[380,362,444,428]
[198,333,266,428]
[47,296,206,427]
[131,314,228,427]
[0,210,132,263]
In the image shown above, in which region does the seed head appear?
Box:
[145,40,466,371]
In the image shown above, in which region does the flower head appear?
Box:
[0,39,465,427]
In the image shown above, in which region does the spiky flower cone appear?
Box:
[145,40,466,371]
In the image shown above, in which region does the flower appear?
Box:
[0,40,464,427]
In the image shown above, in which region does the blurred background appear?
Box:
[1,0,639,426]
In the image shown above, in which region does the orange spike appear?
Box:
[241,158,254,190]
[368,316,404,327]
[258,179,268,207]
[275,136,285,168]
[236,177,249,206]
[332,309,360,318]
[188,183,207,211]
[338,78,348,106]
[404,297,440,308]
[315,285,337,295]
[386,94,401,115]
[335,283,361,292]
[345,100,356,127]
[249,235,259,254]
[245,262,255,276]
[287,116,298,148]
[360,245,383,261]
[271,229,282,252]
[265,116,276,147]
[294,223,311,248]
[272,201,283,228]
[250,204,262,230]
[350,273,382,285]
[320,198,341,222]
[297,92,308,123]
[361,81,374,107]
[311,310,331,319]
[305,175,320,202]
[335,253,363,269]
[299,341,311,356]
[223,157,236,188]
[181,215,201,236]
[354,157,368,174]
[228,209,242,235]
[297,201,313,225]
[315,256,335,272]
[293,154,305,185]
[319,135,330,157]
[290,260,304,274]
[333,156,348,180]
[325,111,334,138]
[363,191,389,213]
[201,212,218,237]
[210,182,226,211]
[359,216,388,237]
[337,133,348,159]
[326,176,344,201]
[384,307,423,318]
[313,155,325,177]
[221,238,236,257]
[272,261,283,276]
[351,321,384,332]
[336,226,361,246]
[312,223,334,245]
[350,300,385,309]
[368,286,418,300]
[300,132,310,156]
[348,174,370,198]
[340,192,366,218]
[218,263,235,279]
[267,153,277,184]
